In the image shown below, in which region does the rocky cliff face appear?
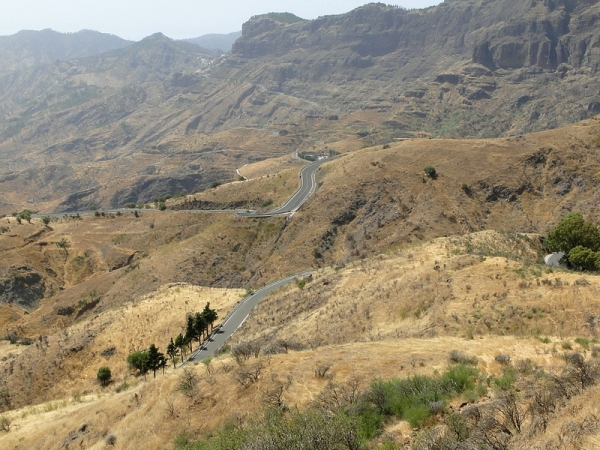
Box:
[233,0,600,72]
[226,0,600,139]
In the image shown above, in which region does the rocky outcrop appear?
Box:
[233,1,600,74]
[0,266,46,310]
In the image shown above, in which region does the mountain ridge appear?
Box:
[0,28,133,74]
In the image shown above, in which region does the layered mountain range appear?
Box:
[0,0,599,213]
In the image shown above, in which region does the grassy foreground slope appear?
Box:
[0,230,599,449]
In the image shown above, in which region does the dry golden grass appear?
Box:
[0,334,575,450]
[234,230,600,347]
[236,153,305,180]
[0,282,244,411]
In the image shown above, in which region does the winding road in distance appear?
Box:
[33,157,330,219]
[182,158,330,362]
[236,157,327,217]
[32,155,331,363]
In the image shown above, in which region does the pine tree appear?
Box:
[185,315,196,352]
[97,366,112,386]
[194,312,207,344]
[175,333,186,359]
[202,302,219,333]
[167,337,178,368]
[158,354,168,375]
[147,344,166,379]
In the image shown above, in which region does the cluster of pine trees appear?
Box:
[126,302,218,378]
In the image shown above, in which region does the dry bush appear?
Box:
[315,364,331,379]
[527,383,558,434]
[0,415,11,432]
[263,379,289,410]
[563,353,600,394]
[448,350,478,365]
[105,434,117,446]
[495,354,512,366]
[263,339,307,355]
[164,398,178,418]
[177,367,200,400]
[493,392,526,434]
[315,377,362,411]
[232,341,261,365]
[235,361,264,388]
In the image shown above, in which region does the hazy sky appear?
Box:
[0,0,441,41]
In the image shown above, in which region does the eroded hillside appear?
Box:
[1,0,600,213]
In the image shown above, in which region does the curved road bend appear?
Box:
[235,158,329,218]
[184,271,312,364]
[33,157,331,219]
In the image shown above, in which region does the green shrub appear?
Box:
[18,210,31,223]
[96,367,112,386]
[492,367,519,391]
[404,404,430,427]
[424,166,437,179]
[42,216,51,225]
[546,213,600,270]
[383,144,391,149]
[562,341,573,350]
[441,364,478,392]
[575,337,591,349]
[211,181,221,189]
[356,407,385,440]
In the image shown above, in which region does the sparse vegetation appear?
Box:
[96,366,112,386]
[424,166,437,179]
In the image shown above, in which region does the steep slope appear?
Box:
[229,0,600,136]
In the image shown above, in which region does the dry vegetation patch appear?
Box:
[0,283,244,410]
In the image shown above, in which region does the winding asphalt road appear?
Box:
[184,271,312,364]
[236,158,327,217]
[31,155,330,364]
[33,157,329,219]
[180,159,330,362]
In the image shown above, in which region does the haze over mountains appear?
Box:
[0,0,599,215]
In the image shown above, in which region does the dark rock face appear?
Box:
[227,0,600,139]
[234,1,600,73]
[0,266,46,310]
